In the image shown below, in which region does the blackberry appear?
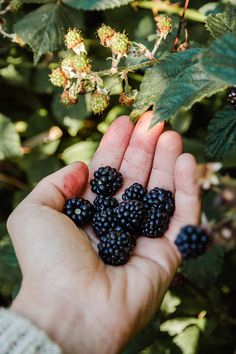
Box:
[175,225,209,260]
[90,166,123,196]
[92,208,117,239]
[171,273,186,288]
[98,226,135,266]
[114,200,146,232]
[122,183,147,202]
[227,86,236,110]
[143,187,175,216]
[140,207,169,238]
[94,195,118,213]
[64,197,94,226]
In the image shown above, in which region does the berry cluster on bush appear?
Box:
[63,166,177,266]
[49,20,173,115]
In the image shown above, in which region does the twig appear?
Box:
[173,0,190,51]
[0,173,26,189]
[132,1,205,23]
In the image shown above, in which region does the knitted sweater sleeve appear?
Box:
[0,308,63,354]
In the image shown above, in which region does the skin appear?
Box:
[7,111,201,354]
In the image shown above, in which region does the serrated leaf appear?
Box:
[14,3,84,64]
[62,0,133,11]
[0,114,21,160]
[181,246,225,289]
[200,32,236,85]
[131,49,202,121]
[206,108,236,159]
[205,6,236,38]
[151,64,226,126]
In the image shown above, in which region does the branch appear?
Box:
[132,1,206,23]
[173,0,190,51]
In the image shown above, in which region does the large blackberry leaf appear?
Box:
[0,114,21,160]
[206,108,236,159]
[62,0,133,11]
[205,6,236,39]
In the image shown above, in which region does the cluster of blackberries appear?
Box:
[63,166,175,266]
[227,86,236,110]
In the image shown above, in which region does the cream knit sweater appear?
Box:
[0,308,62,354]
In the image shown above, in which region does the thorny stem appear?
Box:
[0,27,14,39]
[173,0,190,51]
[132,1,206,23]
[97,58,159,77]
[151,35,163,57]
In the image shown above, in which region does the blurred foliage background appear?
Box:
[0,0,236,353]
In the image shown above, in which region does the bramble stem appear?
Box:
[132,1,206,23]
[97,58,159,77]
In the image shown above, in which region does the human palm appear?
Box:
[7,112,200,354]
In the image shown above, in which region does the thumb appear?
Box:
[24,161,89,211]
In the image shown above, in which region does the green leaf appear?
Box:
[181,246,225,289]
[206,108,236,159]
[152,63,226,126]
[205,6,236,38]
[0,114,21,160]
[62,0,133,11]
[200,32,236,85]
[173,325,200,354]
[14,3,84,64]
[62,141,99,164]
[131,49,202,121]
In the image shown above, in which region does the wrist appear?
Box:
[10,281,121,354]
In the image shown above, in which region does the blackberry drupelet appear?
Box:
[175,225,209,259]
[92,208,117,238]
[171,273,186,288]
[93,195,118,213]
[122,183,147,202]
[90,166,123,196]
[114,200,146,232]
[64,197,94,226]
[140,207,169,238]
[98,226,135,266]
[227,86,236,110]
[143,187,175,216]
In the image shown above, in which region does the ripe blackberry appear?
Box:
[98,226,135,266]
[114,200,146,232]
[143,187,175,216]
[90,166,123,196]
[227,86,236,110]
[93,195,118,213]
[171,273,186,288]
[122,183,147,202]
[140,207,169,238]
[64,197,94,226]
[92,208,117,239]
[175,225,209,260]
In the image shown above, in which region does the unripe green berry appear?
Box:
[49,68,67,87]
[155,15,173,37]
[119,91,137,107]
[62,53,91,74]
[91,92,110,115]
[9,0,22,12]
[65,29,84,49]
[97,24,116,47]
[110,32,130,57]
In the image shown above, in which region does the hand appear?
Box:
[7,112,200,354]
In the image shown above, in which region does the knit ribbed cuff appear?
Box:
[0,308,62,354]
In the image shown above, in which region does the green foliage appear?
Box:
[182,246,225,289]
[206,108,236,159]
[62,0,133,11]
[14,3,84,64]
[200,32,236,85]
[0,114,21,159]
[205,6,236,38]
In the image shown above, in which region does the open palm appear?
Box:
[7,112,200,354]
